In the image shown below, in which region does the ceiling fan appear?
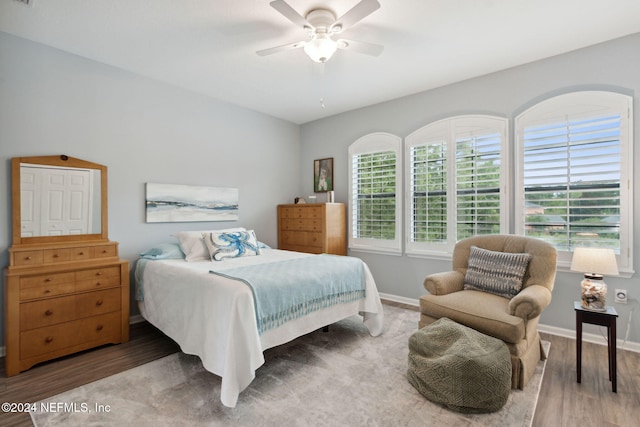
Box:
[257,0,383,63]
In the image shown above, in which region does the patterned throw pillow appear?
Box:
[202,230,260,261]
[172,227,246,261]
[463,246,532,299]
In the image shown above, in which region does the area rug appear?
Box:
[31,305,548,426]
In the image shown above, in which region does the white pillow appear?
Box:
[172,227,246,261]
[203,229,260,261]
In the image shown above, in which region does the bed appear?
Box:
[134,232,384,408]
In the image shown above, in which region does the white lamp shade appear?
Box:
[570,247,619,276]
[304,34,337,63]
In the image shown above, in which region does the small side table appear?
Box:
[574,301,618,392]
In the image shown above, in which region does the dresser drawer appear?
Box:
[280,231,323,248]
[19,288,121,331]
[75,288,121,318]
[279,205,323,219]
[75,266,121,292]
[13,250,44,267]
[92,244,118,258]
[20,294,77,330]
[280,218,322,232]
[20,312,121,359]
[19,272,75,301]
[43,248,71,263]
[69,246,93,261]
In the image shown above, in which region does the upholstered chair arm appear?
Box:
[508,285,552,320]
[423,271,465,295]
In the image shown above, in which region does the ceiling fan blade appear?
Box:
[256,40,306,56]
[333,0,380,31]
[269,0,312,29]
[336,39,384,56]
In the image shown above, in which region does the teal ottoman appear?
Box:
[407,317,512,413]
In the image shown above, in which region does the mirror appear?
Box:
[12,155,109,245]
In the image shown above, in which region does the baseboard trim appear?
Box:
[129,314,145,325]
[379,292,420,308]
[379,292,640,353]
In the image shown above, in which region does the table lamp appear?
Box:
[570,247,618,311]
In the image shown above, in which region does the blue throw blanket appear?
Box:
[210,254,366,334]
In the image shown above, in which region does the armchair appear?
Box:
[419,235,557,389]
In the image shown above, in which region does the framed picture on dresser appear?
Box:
[314,157,333,193]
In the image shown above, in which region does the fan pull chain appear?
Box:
[319,62,326,109]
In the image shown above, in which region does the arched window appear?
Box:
[515,91,633,272]
[405,115,508,256]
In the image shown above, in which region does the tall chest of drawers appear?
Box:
[4,241,130,376]
[278,203,346,255]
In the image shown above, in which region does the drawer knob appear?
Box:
[53,254,59,258]
[25,256,32,260]
[95,282,101,287]
[78,251,85,255]
[45,336,53,344]
[102,249,108,254]
[96,299,103,306]
[45,278,52,282]
[96,325,104,332]
[96,272,102,276]
[45,309,53,316]
[43,289,51,294]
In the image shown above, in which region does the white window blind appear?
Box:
[351,151,397,240]
[410,141,447,243]
[515,91,633,272]
[455,132,503,240]
[405,116,507,256]
[348,133,402,254]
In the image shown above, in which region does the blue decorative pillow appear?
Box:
[203,230,261,261]
[139,243,185,260]
[463,246,532,299]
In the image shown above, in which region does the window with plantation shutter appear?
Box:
[515,91,633,272]
[405,116,508,256]
[348,132,402,254]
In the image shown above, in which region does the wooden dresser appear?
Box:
[5,155,130,376]
[278,203,347,255]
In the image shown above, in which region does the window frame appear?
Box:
[404,115,509,257]
[348,132,403,255]
[514,91,634,273]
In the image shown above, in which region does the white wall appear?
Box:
[0,32,301,348]
[300,33,640,345]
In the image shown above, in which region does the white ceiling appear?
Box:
[2,0,640,124]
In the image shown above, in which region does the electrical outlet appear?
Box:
[614,289,628,304]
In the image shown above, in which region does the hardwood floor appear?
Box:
[1,304,639,426]
[0,321,180,427]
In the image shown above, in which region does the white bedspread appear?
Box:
[138,249,384,407]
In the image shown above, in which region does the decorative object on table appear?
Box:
[294,197,306,204]
[327,190,335,203]
[570,247,618,311]
[145,183,239,223]
[314,157,333,192]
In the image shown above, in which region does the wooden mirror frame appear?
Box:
[11,155,109,246]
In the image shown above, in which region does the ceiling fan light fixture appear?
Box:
[304,33,337,63]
